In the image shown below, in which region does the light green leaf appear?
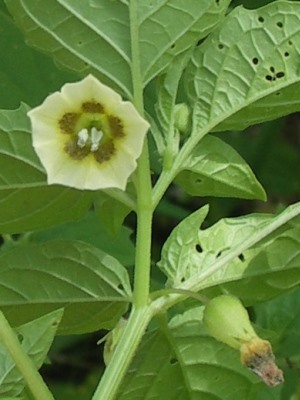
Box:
[0,105,92,233]
[0,309,63,397]
[176,135,266,200]
[153,51,192,156]
[185,1,300,132]
[0,240,132,334]
[6,0,231,97]
[157,205,209,286]
[117,307,260,400]
[158,203,300,304]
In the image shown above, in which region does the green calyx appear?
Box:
[203,295,258,350]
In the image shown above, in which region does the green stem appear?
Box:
[0,311,55,400]
[92,1,153,399]
[129,0,152,307]
[91,307,153,400]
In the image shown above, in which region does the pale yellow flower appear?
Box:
[28,75,149,190]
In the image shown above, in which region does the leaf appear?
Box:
[117,307,260,400]
[0,240,132,334]
[157,206,209,287]
[158,203,300,304]
[153,51,192,156]
[5,0,231,97]
[93,190,133,237]
[0,105,92,233]
[176,135,266,200]
[137,0,231,87]
[185,1,300,132]
[0,309,63,397]
[29,211,135,267]
[255,288,300,358]
[0,8,76,109]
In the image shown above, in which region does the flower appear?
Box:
[28,75,150,190]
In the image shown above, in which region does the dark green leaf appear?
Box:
[0,240,132,334]
[0,105,92,233]
[0,8,76,109]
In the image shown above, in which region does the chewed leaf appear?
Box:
[157,206,209,286]
[158,203,300,304]
[185,1,300,132]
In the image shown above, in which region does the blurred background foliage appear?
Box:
[0,0,299,398]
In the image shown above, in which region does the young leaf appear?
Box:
[0,309,63,397]
[0,105,92,233]
[117,307,260,400]
[0,240,132,334]
[5,0,231,97]
[176,135,266,200]
[185,1,300,132]
[158,203,300,304]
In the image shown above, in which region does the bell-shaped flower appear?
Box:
[28,75,150,190]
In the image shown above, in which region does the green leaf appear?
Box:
[117,307,260,400]
[158,203,300,304]
[0,309,63,397]
[0,240,132,334]
[255,288,300,358]
[93,190,133,237]
[157,205,209,286]
[185,1,300,132]
[176,135,266,200]
[6,0,231,97]
[29,211,135,267]
[153,51,192,156]
[0,105,92,233]
[137,0,231,87]
[0,8,76,109]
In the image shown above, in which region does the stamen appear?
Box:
[90,127,103,152]
[77,128,89,148]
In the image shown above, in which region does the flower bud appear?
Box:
[203,294,258,349]
[203,295,284,387]
[174,103,190,134]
